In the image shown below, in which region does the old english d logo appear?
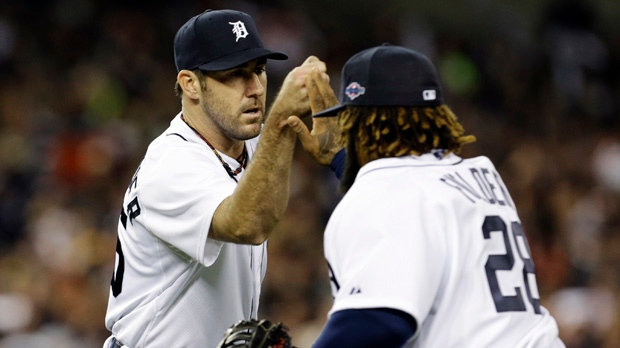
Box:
[229,21,249,42]
[345,82,366,100]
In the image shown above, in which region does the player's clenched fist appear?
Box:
[269,56,327,120]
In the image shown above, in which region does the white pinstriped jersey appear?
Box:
[104,114,267,348]
[323,153,565,348]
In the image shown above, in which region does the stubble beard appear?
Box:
[200,97,265,141]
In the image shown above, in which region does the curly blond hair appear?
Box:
[340,105,475,160]
[337,105,476,192]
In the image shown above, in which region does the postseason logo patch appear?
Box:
[345,82,366,100]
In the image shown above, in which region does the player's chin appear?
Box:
[238,121,262,139]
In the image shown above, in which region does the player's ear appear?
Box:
[177,70,202,100]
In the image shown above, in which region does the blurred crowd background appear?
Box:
[0,0,619,347]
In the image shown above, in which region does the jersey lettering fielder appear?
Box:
[324,155,559,346]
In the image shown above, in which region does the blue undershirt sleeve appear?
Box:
[329,148,346,179]
[312,308,417,348]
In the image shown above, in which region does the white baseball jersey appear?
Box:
[323,152,565,348]
[104,113,267,348]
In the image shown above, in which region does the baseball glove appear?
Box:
[216,319,295,348]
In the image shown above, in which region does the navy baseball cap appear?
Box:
[313,44,444,117]
[174,9,288,72]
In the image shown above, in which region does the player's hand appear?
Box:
[287,68,342,166]
[269,56,327,121]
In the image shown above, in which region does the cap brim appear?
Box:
[198,48,288,71]
[312,104,346,117]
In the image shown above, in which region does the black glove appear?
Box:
[216,319,295,348]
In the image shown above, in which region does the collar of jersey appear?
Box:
[170,113,205,145]
[358,152,463,176]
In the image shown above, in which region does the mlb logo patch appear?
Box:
[423,89,436,101]
[345,82,366,100]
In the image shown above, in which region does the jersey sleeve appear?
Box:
[324,181,447,324]
[138,141,236,267]
[313,308,416,348]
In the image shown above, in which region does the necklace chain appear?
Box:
[181,115,247,182]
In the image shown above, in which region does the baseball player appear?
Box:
[102,9,327,348]
[288,44,566,347]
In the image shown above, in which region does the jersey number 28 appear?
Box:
[482,215,541,314]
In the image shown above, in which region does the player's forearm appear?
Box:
[211,114,297,245]
[236,122,296,243]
